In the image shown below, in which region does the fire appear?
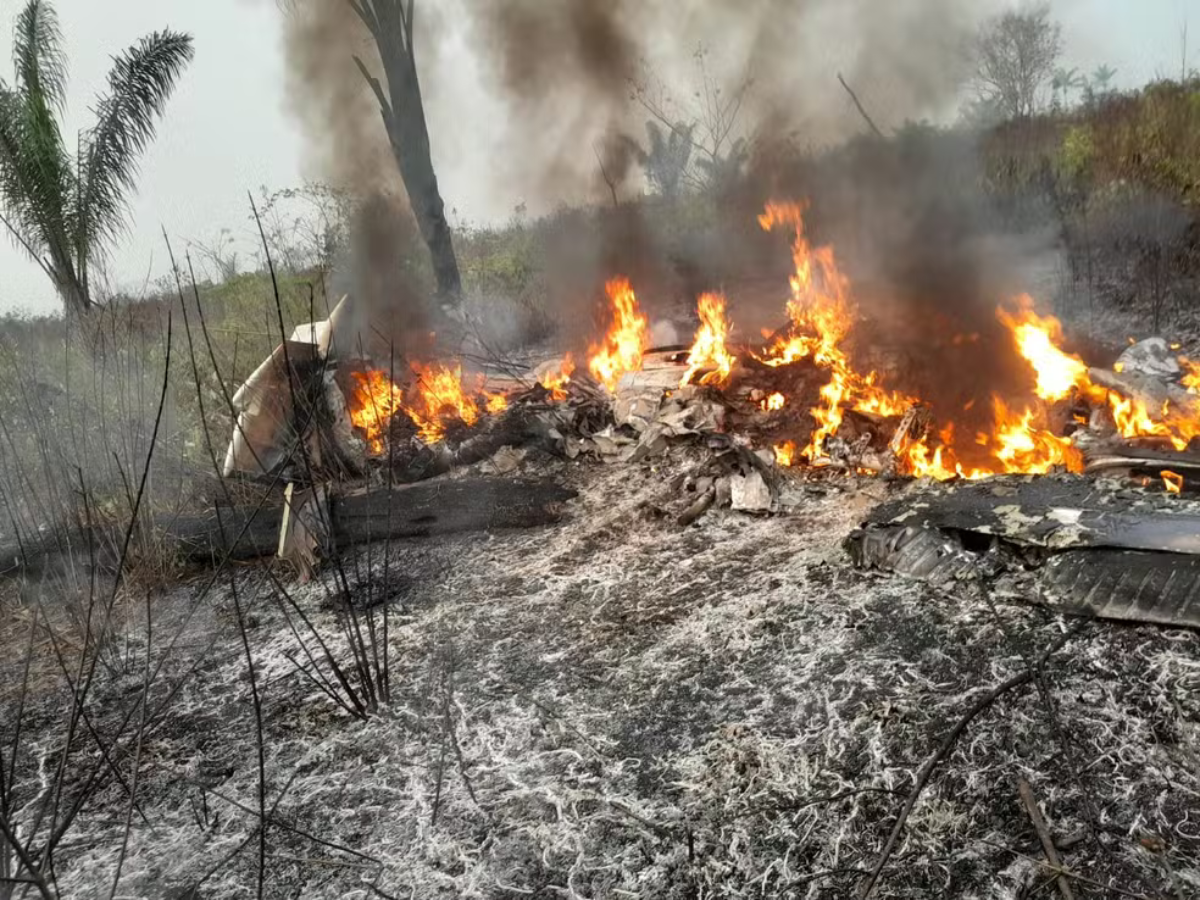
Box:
[588,278,649,392]
[351,201,1200,481]
[1163,470,1184,493]
[996,299,1090,402]
[762,392,786,412]
[681,292,736,387]
[540,353,575,402]
[995,300,1200,452]
[890,302,1092,479]
[900,397,1082,481]
[757,202,914,461]
[1181,358,1200,394]
[1106,393,1200,452]
[349,361,508,450]
[990,398,1083,474]
[349,369,405,454]
[403,361,485,443]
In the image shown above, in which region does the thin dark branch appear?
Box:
[593,142,619,207]
[1018,777,1076,900]
[106,593,154,900]
[837,72,884,139]
[223,517,268,900]
[859,625,1082,899]
[352,55,394,126]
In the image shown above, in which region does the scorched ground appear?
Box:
[13,450,1199,899]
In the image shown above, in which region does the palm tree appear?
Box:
[0,0,193,314]
[629,120,695,198]
[1051,66,1084,110]
[1091,64,1117,96]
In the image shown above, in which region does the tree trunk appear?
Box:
[56,276,91,316]
[48,248,92,316]
[389,96,461,305]
[355,1,462,307]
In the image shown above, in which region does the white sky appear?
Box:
[0,0,1197,316]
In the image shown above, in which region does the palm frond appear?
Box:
[5,1,73,262]
[13,0,68,113]
[76,29,193,260]
[0,77,73,275]
[0,86,47,264]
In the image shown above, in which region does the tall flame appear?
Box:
[681,292,736,387]
[757,202,914,461]
[997,298,1090,402]
[588,278,649,392]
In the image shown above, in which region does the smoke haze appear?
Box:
[281,0,997,216]
[277,0,1064,430]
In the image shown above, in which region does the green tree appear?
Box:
[0,0,192,315]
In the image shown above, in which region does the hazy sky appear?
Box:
[0,0,1197,316]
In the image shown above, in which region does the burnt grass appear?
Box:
[3,455,1200,899]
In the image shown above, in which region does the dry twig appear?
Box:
[859,626,1080,899]
[1018,777,1076,900]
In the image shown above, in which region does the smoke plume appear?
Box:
[467,0,993,208]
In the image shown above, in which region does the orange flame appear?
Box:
[901,397,1082,481]
[893,302,1091,479]
[540,353,575,402]
[588,278,649,392]
[403,361,486,443]
[1163,470,1184,493]
[1181,358,1200,394]
[996,298,1090,402]
[995,300,1200,452]
[773,441,796,467]
[681,292,736,387]
[1106,393,1200,451]
[349,361,507,450]
[349,370,405,454]
[990,398,1083,474]
[757,202,914,461]
[486,392,510,416]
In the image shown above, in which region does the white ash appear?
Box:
[7,459,1199,899]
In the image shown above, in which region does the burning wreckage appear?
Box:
[223,201,1200,630]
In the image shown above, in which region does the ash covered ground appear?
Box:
[7,455,1200,899]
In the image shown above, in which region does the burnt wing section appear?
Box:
[867,475,1200,555]
[852,476,1200,630]
[844,525,987,586]
[1042,550,1200,630]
